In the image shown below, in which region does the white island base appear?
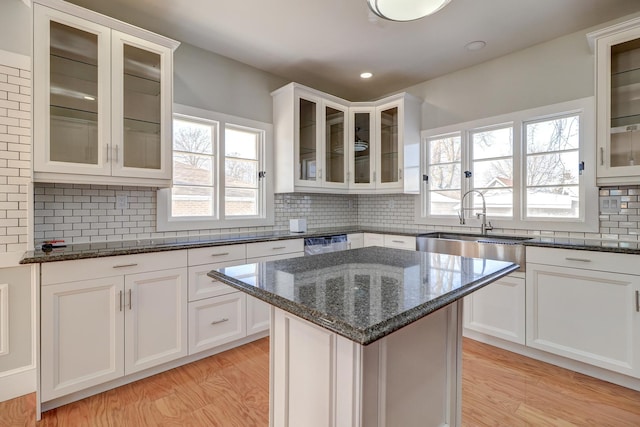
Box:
[270,302,462,427]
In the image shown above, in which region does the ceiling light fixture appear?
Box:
[367,0,451,22]
[83,95,96,101]
[360,72,373,79]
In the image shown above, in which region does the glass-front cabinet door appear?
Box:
[111,31,172,179]
[376,100,403,190]
[323,101,348,189]
[349,107,375,190]
[34,5,112,175]
[295,93,322,187]
[594,21,640,184]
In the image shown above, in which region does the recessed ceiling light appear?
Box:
[83,95,96,101]
[465,40,487,51]
[360,72,373,79]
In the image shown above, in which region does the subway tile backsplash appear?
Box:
[33,183,640,245]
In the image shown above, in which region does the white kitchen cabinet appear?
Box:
[272,83,349,192]
[347,233,364,249]
[526,247,640,378]
[589,17,640,185]
[41,276,125,401]
[272,82,421,194]
[246,240,305,334]
[383,234,416,250]
[40,250,188,401]
[188,292,246,355]
[33,0,179,187]
[363,233,384,247]
[463,273,525,345]
[124,268,188,375]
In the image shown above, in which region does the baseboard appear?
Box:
[0,366,36,402]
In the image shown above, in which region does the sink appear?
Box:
[416,232,531,272]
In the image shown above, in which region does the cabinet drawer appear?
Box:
[188,244,246,266]
[188,261,243,302]
[526,246,638,275]
[42,250,188,285]
[246,239,303,259]
[363,233,384,247]
[188,292,246,355]
[384,234,416,250]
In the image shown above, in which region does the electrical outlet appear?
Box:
[600,196,621,214]
[116,194,128,209]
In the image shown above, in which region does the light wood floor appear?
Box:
[3,338,640,426]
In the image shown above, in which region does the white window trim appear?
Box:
[157,104,274,232]
[416,97,598,233]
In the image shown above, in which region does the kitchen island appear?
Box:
[209,246,518,427]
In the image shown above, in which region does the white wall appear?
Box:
[0,1,31,57]
[173,43,288,124]
[405,11,640,130]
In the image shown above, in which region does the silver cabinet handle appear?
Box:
[128,289,132,310]
[114,144,119,163]
[119,290,123,312]
[399,168,403,180]
[391,240,405,244]
[318,168,322,179]
[106,143,110,162]
[211,318,229,325]
[211,252,230,257]
[636,290,639,313]
[113,263,138,268]
[565,257,592,263]
[600,147,604,166]
[272,246,286,250]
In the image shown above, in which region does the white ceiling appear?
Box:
[65,0,640,101]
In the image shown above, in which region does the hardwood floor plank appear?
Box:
[3,337,640,426]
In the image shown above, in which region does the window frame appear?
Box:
[417,97,598,232]
[157,104,274,232]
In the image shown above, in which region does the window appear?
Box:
[470,126,513,217]
[157,105,273,231]
[418,98,597,232]
[524,114,579,218]
[426,133,461,216]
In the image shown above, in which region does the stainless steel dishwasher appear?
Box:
[304,234,349,256]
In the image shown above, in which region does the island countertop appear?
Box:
[208,246,518,345]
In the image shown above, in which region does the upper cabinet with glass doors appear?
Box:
[272,83,349,193]
[33,0,179,187]
[589,17,640,185]
[272,82,421,194]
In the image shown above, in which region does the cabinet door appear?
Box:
[463,274,525,344]
[595,23,640,182]
[322,100,349,190]
[526,263,640,377]
[33,5,111,176]
[111,31,172,180]
[41,277,124,401]
[188,292,246,354]
[349,107,376,190]
[376,100,404,190]
[124,267,188,374]
[295,92,322,187]
[363,233,384,247]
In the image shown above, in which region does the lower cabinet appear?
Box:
[526,247,640,379]
[188,292,246,354]
[463,273,525,345]
[41,266,188,401]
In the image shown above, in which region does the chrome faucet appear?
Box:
[459,190,493,235]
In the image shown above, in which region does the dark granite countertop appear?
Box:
[18,226,416,264]
[20,224,640,264]
[208,246,518,345]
